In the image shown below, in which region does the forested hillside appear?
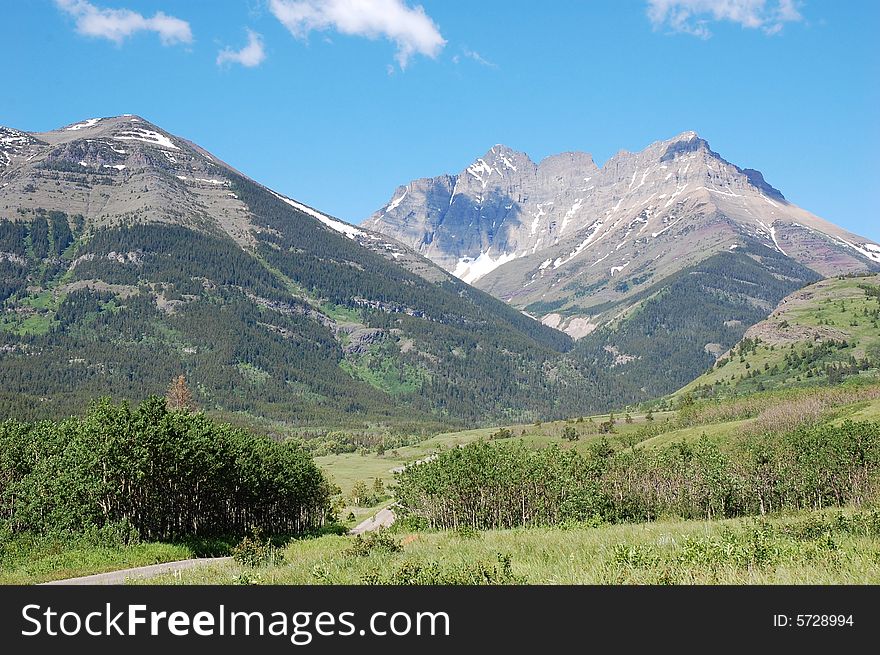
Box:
[0,116,633,427]
[572,243,821,397]
[0,206,608,427]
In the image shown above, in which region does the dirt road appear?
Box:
[348,507,395,535]
[39,557,232,585]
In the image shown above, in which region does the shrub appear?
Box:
[231,528,285,567]
[345,530,402,557]
[362,553,524,585]
[453,525,481,539]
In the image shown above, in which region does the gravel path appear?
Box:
[39,557,232,585]
[348,507,396,535]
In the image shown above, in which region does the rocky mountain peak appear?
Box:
[464,145,534,189]
[658,130,710,162]
[44,115,181,151]
[365,132,879,340]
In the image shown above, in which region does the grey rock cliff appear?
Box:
[365,132,880,337]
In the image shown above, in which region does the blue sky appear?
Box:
[3,1,878,240]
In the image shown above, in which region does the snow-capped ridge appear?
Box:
[271,191,366,240]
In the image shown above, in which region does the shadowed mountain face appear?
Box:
[1,115,636,426]
[365,133,880,339]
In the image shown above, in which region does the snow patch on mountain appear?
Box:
[467,159,497,188]
[113,129,178,150]
[837,238,880,264]
[453,250,518,284]
[560,198,583,233]
[65,118,101,131]
[271,191,366,240]
[385,189,407,213]
[554,220,605,269]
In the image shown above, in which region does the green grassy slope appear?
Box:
[679,274,880,400]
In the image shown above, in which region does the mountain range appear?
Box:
[365,133,879,338]
[0,115,626,428]
[2,117,877,427]
[365,133,879,397]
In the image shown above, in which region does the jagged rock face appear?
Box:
[365,132,880,337]
[364,145,600,283]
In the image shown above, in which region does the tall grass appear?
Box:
[132,508,880,585]
[0,533,194,584]
[744,385,880,435]
[677,383,880,430]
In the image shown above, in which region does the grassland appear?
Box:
[0,538,193,585]
[678,274,880,397]
[135,507,880,585]
[4,381,876,584]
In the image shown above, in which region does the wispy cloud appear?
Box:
[453,47,496,68]
[55,0,192,45]
[217,29,266,67]
[268,0,445,69]
[646,0,803,38]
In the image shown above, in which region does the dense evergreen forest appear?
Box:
[0,192,637,428]
[575,244,820,397]
[0,397,332,540]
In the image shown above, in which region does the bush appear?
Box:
[231,528,285,567]
[348,479,386,507]
[453,525,481,539]
[362,553,524,585]
[345,530,402,557]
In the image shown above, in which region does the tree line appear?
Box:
[394,420,880,530]
[0,397,333,540]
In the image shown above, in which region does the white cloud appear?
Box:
[646,0,803,38]
[455,47,496,68]
[268,0,445,69]
[55,0,192,45]
[217,29,266,67]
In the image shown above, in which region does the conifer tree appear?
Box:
[166,375,195,411]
